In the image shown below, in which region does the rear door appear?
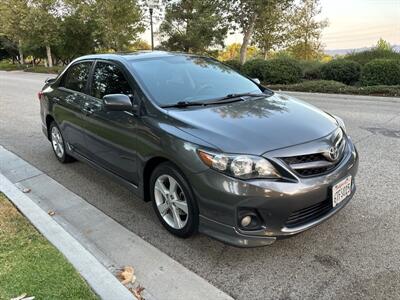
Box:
[52,61,93,155]
[81,60,140,183]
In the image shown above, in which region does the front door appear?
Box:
[81,61,140,184]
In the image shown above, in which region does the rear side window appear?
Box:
[61,62,92,93]
[91,62,133,99]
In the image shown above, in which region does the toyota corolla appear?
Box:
[39,51,358,247]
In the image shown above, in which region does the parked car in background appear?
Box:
[39,51,358,247]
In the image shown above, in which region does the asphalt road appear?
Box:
[1,71,400,300]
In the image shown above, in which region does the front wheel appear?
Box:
[49,121,75,163]
[150,162,198,238]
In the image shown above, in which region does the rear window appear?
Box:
[61,62,92,93]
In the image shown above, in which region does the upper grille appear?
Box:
[281,133,346,177]
[285,199,332,228]
[283,153,326,165]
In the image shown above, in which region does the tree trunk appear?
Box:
[264,50,268,60]
[239,13,258,65]
[46,45,53,68]
[18,40,24,65]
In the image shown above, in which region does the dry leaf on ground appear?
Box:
[118,266,136,285]
[131,285,145,300]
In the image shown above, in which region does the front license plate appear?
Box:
[332,176,352,207]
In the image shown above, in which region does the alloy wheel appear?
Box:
[154,174,189,229]
[51,126,65,158]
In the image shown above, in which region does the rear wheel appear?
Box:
[49,122,75,163]
[150,162,198,238]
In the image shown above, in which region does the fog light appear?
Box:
[240,215,252,227]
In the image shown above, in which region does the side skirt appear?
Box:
[68,148,143,199]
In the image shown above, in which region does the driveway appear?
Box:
[1,71,399,300]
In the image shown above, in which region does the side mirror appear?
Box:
[252,78,261,84]
[103,94,132,111]
[45,77,56,85]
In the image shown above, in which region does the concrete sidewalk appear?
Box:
[0,145,233,300]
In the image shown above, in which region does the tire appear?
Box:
[49,121,75,163]
[150,162,199,238]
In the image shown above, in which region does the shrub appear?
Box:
[262,58,303,84]
[321,59,361,85]
[346,48,400,65]
[25,65,64,74]
[266,80,400,97]
[223,59,242,72]
[242,59,269,81]
[361,59,400,86]
[299,60,323,80]
[0,62,27,71]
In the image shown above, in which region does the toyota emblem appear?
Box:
[328,146,339,161]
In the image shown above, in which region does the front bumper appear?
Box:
[192,137,359,247]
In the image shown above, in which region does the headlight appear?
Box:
[197,150,281,179]
[334,115,347,134]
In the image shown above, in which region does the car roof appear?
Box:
[75,51,206,63]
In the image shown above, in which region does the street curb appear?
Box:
[0,173,136,300]
[279,91,400,103]
[0,146,234,300]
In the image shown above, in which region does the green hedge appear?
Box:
[0,62,62,74]
[361,59,400,86]
[242,59,269,80]
[346,49,400,65]
[321,60,361,85]
[223,59,242,72]
[299,60,323,80]
[242,58,302,84]
[262,58,303,84]
[267,80,400,97]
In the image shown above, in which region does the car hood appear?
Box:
[167,93,338,155]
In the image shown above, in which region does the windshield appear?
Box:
[130,55,263,106]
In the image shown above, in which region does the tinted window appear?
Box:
[62,62,92,93]
[130,56,262,106]
[92,62,133,99]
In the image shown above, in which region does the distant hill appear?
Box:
[325,45,400,56]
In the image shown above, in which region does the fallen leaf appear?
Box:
[48,210,56,216]
[22,188,31,193]
[118,266,135,285]
[131,285,145,300]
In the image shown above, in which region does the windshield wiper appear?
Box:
[223,92,266,99]
[161,92,267,109]
[161,101,207,108]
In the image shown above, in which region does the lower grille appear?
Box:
[285,199,332,228]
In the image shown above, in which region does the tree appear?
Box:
[227,0,294,65]
[0,0,30,64]
[217,43,259,61]
[375,38,392,51]
[159,0,229,53]
[227,0,264,65]
[93,0,145,51]
[24,0,61,67]
[287,0,327,60]
[253,1,291,59]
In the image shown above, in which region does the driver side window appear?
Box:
[91,62,133,99]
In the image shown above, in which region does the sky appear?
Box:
[143,0,400,50]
